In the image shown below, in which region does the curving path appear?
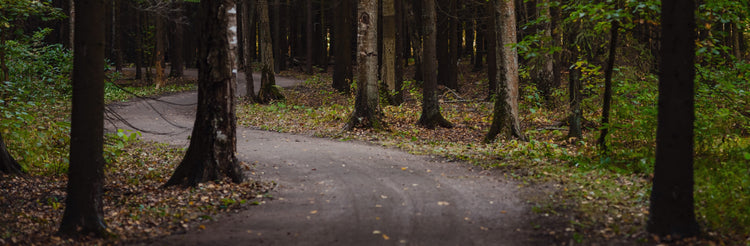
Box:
[107,70,553,245]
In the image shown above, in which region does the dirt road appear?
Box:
[106,71,553,245]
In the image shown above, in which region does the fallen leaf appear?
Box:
[310,210,318,214]
[382,234,390,240]
[437,201,450,206]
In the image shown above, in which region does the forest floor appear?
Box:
[103,69,570,245]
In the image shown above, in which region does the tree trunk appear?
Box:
[169,0,185,78]
[272,0,282,73]
[597,21,619,152]
[0,132,23,176]
[533,0,554,103]
[305,0,314,74]
[473,17,484,72]
[257,0,284,103]
[240,0,257,101]
[59,0,109,237]
[135,7,143,80]
[344,0,382,130]
[446,0,459,90]
[381,0,400,105]
[154,13,167,88]
[485,3,497,100]
[332,0,353,93]
[485,0,525,142]
[568,65,582,139]
[165,0,244,187]
[647,0,700,238]
[318,0,328,71]
[417,0,453,129]
[407,1,423,82]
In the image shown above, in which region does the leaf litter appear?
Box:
[0,140,274,245]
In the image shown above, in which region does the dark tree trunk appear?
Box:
[381,0,402,105]
[417,0,452,129]
[407,1,423,82]
[436,0,454,88]
[647,0,700,239]
[485,3,497,100]
[305,0,314,74]
[272,0,282,73]
[446,0,459,90]
[332,0,354,93]
[240,0,257,101]
[112,0,124,72]
[135,7,143,80]
[165,0,244,187]
[473,17,484,72]
[317,0,329,71]
[154,13,167,88]
[344,0,382,130]
[169,0,185,78]
[257,0,284,103]
[0,132,23,176]
[597,21,619,152]
[532,0,554,103]
[485,0,524,142]
[568,65,582,139]
[59,0,109,237]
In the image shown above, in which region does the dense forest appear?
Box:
[1,0,748,245]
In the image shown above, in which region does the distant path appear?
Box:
[108,70,552,245]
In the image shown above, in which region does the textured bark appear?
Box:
[164,0,244,187]
[407,1,423,82]
[597,21,619,152]
[0,132,23,176]
[272,0,282,73]
[305,0,314,74]
[332,0,353,93]
[59,0,109,237]
[240,0,256,101]
[344,0,382,130]
[169,0,185,78]
[154,13,167,88]
[381,0,401,105]
[485,0,524,142]
[485,4,497,100]
[532,0,554,102]
[135,8,143,80]
[436,0,457,89]
[647,0,699,238]
[257,0,283,103]
[567,66,582,139]
[417,0,453,129]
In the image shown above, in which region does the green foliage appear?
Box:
[0,31,72,175]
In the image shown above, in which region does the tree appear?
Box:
[597,21,620,152]
[58,0,109,237]
[169,0,185,78]
[240,0,257,101]
[381,0,403,105]
[344,0,382,130]
[485,0,524,142]
[531,0,555,102]
[305,0,314,74]
[332,0,354,93]
[647,0,700,239]
[416,0,452,129]
[256,0,284,103]
[0,132,23,176]
[164,0,245,187]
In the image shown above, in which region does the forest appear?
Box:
[0,0,748,245]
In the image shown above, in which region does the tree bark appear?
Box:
[568,65,582,139]
[332,0,353,93]
[597,21,619,152]
[647,0,699,238]
[240,0,256,101]
[0,132,23,176]
[59,0,109,237]
[154,13,167,88]
[164,0,244,187]
[417,0,453,129]
[257,0,283,103]
[532,0,554,102]
[305,0,314,74]
[485,3,497,100]
[272,0,282,73]
[485,0,525,142]
[169,0,185,78]
[381,0,401,105]
[344,0,382,130]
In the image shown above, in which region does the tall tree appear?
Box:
[305,0,314,74]
[240,0,257,101]
[647,0,700,239]
[485,0,525,142]
[169,0,185,78]
[257,0,284,103]
[58,0,109,237]
[332,0,354,93]
[164,0,244,187]
[0,132,23,176]
[344,0,382,130]
[381,0,402,105]
[417,0,453,129]
[532,0,555,102]
[597,21,619,152]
